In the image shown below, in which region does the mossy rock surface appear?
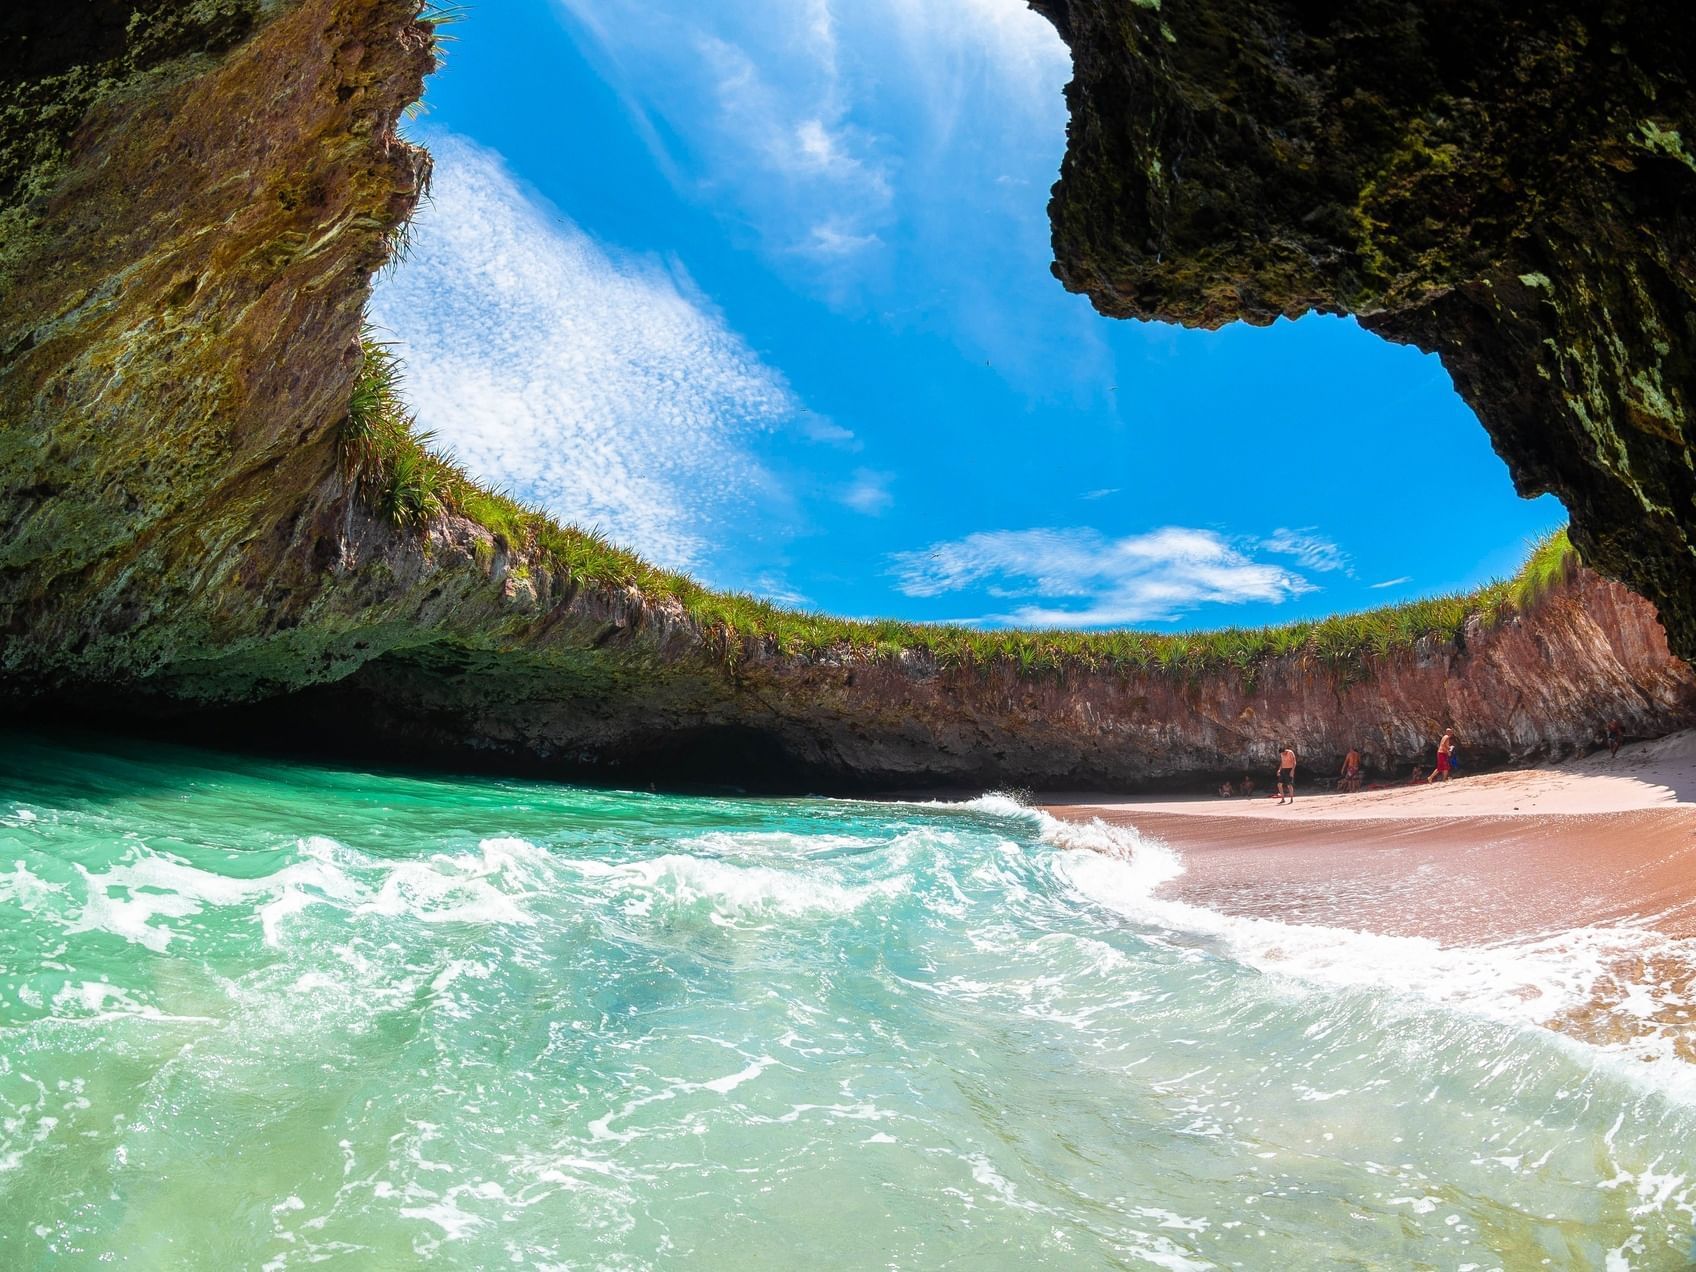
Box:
[1,0,1693,789]
[1032,0,1696,659]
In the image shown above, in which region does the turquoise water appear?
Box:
[1,730,1693,1269]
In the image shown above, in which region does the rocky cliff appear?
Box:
[1,0,1693,791]
[1029,0,1696,658]
[240,560,1696,791]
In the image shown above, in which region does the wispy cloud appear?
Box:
[368,131,801,571]
[750,573,811,607]
[1369,576,1412,589]
[1261,527,1352,575]
[1081,487,1120,501]
[802,219,883,259]
[841,468,894,515]
[553,0,1068,303]
[799,416,860,449]
[665,19,895,272]
[888,527,1318,627]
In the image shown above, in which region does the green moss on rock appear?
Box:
[1032,0,1696,658]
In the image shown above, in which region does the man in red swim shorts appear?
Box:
[1426,729,1455,783]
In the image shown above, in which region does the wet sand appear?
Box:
[1040,730,1696,944]
[1040,805,1696,943]
[1043,732,1696,1063]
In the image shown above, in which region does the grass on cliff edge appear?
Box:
[340,330,1577,676]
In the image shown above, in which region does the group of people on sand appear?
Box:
[1215,728,1464,804]
[1213,718,1631,804]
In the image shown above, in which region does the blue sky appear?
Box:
[369,0,1563,630]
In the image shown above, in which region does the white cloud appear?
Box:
[1081,487,1120,501]
[684,24,894,267]
[798,416,860,449]
[1261,527,1352,574]
[368,131,801,571]
[802,219,884,259]
[878,0,1070,140]
[750,573,811,607]
[553,0,1068,301]
[1369,576,1412,589]
[888,527,1317,627]
[841,468,894,515]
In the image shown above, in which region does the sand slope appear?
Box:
[1044,730,1696,822]
[1040,731,1696,944]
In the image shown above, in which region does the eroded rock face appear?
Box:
[1,0,433,691]
[242,563,1696,790]
[1031,0,1696,657]
[1,0,1692,791]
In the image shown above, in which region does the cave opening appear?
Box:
[369,2,1571,643]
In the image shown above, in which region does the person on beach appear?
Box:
[1606,719,1623,758]
[1276,746,1297,804]
[1426,729,1455,783]
[1340,747,1362,793]
[1240,774,1256,798]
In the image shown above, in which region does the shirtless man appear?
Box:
[1276,745,1297,805]
[1340,747,1362,793]
[1426,729,1455,783]
[1606,719,1624,759]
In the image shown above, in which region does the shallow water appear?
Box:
[1,730,1693,1269]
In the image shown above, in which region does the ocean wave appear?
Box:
[677,829,887,860]
[567,852,909,926]
[45,834,557,953]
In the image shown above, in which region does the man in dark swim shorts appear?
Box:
[1276,746,1297,805]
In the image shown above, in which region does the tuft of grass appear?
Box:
[1507,527,1575,612]
[339,329,464,532]
[418,1,470,29]
[336,336,1580,679]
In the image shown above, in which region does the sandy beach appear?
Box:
[1042,731,1696,943]
[1043,732,1696,1065]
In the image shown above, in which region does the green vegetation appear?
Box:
[339,334,465,529]
[339,334,1576,678]
[1507,525,1578,610]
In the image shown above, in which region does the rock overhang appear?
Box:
[1029,0,1696,656]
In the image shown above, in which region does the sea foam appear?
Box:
[1040,809,1696,1100]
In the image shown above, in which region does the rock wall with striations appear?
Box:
[1029,0,1696,659]
[1,0,434,693]
[262,560,1696,791]
[0,0,1693,791]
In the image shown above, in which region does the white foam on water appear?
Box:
[359,862,532,927]
[700,1059,768,1094]
[1042,811,1696,1102]
[67,861,203,952]
[951,791,1042,819]
[908,791,1045,823]
[0,861,61,911]
[63,843,364,951]
[678,830,884,859]
[51,834,558,952]
[584,852,908,925]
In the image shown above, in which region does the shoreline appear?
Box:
[1039,730,1696,943]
